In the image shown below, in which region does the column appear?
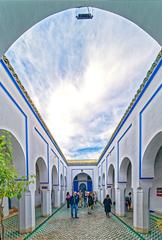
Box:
[18,190,35,234]
[62,187,65,204]
[102,187,106,201]
[3,197,9,217]
[100,189,103,203]
[133,186,150,233]
[51,189,55,208]
[53,186,61,208]
[115,183,126,217]
[100,189,102,202]
[41,189,52,217]
[112,187,115,204]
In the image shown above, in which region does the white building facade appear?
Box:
[0,50,162,234]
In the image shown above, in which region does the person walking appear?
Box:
[93,192,97,208]
[83,191,87,207]
[87,192,94,214]
[128,192,132,210]
[78,190,83,208]
[70,192,79,218]
[103,194,112,217]
[125,192,132,211]
[66,192,71,208]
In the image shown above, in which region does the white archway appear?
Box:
[142,131,162,178]
[0,1,161,56]
[138,132,162,233]
[119,157,132,184]
[60,174,64,205]
[0,129,26,216]
[119,157,133,219]
[107,164,115,185]
[73,172,93,193]
[107,164,115,205]
[150,146,162,213]
[51,165,58,208]
[102,173,106,201]
[0,129,26,178]
[35,157,48,217]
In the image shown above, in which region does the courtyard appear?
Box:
[0,1,162,239]
[1,204,162,240]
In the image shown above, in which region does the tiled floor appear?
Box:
[1,205,162,239]
[27,205,141,240]
[118,210,162,240]
[0,207,56,240]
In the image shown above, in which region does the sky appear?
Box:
[6,8,161,160]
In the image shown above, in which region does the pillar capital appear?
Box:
[139,179,153,190]
[40,184,50,191]
[116,182,126,190]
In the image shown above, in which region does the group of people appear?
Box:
[66,191,112,218]
[66,191,97,218]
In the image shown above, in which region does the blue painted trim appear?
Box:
[0,60,67,164]
[0,82,29,180]
[117,124,132,183]
[98,58,162,164]
[106,146,115,159]
[35,127,49,184]
[139,84,162,179]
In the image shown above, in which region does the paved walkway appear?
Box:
[0,207,56,239]
[118,210,162,240]
[1,205,162,239]
[26,205,141,240]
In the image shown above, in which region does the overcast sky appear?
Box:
[6,8,161,160]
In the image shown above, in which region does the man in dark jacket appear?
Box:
[70,192,79,218]
[87,192,94,214]
[103,194,112,217]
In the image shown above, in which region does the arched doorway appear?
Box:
[136,131,162,233]
[64,176,67,199]
[73,173,93,193]
[0,129,26,217]
[102,173,106,202]
[98,176,101,202]
[79,183,86,192]
[60,174,64,205]
[107,164,115,206]
[35,157,49,217]
[150,146,162,213]
[0,129,32,233]
[118,157,133,219]
[51,165,58,209]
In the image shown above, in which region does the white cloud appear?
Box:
[6,8,161,159]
